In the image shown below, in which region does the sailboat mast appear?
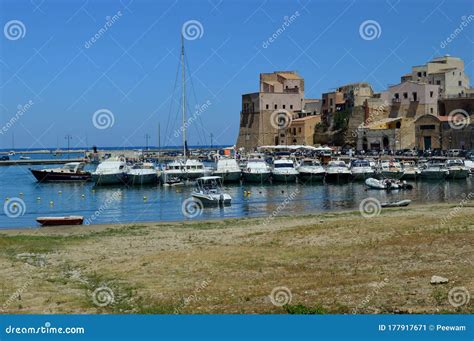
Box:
[181,34,187,159]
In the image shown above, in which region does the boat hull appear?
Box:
[272,172,298,183]
[420,171,448,180]
[127,173,158,185]
[325,172,351,183]
[30,169,91,182]
[36,216,84,226]
[351,171,374,181]
[446,169,469,179]
[92,173,128,186]
[242,172,270,183]
[213,170,241,182]
[380,171,404,179]
[298,172,325,182]
[192,193,231,205]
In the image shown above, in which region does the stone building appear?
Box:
[401,55,470,97]
[236,71,321,150]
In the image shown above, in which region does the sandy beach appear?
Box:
[0,202,472,314]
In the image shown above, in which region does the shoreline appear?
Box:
[0,201,467,233]
[0,202,472,314]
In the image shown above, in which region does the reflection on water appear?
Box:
[0,164,472,228]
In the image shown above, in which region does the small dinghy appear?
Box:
[381,199,412,208]
[365,178,413,190]
[36,216,84,226]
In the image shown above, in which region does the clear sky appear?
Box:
[0,0,473,149]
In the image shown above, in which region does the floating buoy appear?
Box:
[12,203,17,208]
[143,196,147,201]
[81,194,85,198]
[58,191,62,195]
[36,197,41,201]
[5,197,9,202]
[19,192,23,196]
[92,189,95,193]
[49,200,54,206]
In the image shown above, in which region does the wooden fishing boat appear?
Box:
[36,216,84,226]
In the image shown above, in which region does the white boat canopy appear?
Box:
[257,145,332,152]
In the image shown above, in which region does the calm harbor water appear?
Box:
[0,157,472,229]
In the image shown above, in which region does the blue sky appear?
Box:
[0,0,473,149]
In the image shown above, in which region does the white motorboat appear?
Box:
[163,159,212,181]
[445,159,469,179]
[297,159,325,182]
[242,158,271,183]
[92,159,129,185]
[213,158,241,182]
[401,161,421,180]
[127,162,158,185]
[191,176,231,205]
[379,159,404,179]
[325,160,351,183]
[350,159,375,181]
[19,155,31,160]
[272,158,298,183]
[420,160,449,180]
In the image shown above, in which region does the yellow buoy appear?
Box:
[5,197,9,202]
[49,200,54,206]
[58,191,62,195]
[143,196,147,201]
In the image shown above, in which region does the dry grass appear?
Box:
[0,203,472,314]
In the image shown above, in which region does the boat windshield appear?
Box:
[351,160,369,167]
[274,163,293,168]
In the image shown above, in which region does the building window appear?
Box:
[423,72,426,76]
[329,99,333,106]
[283,105,286,109]
[430,108,433,114]
[394,93,399,99]
[430,91,433,98]
[412,92,418,101]
[436,80,441,85]
[298,127,302,133]
[274,104,277,109]
[266,104,269,109]
[290,105,293,109]
[403,92,408,99]
[417,72,422,77]
[458,80,462,86]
